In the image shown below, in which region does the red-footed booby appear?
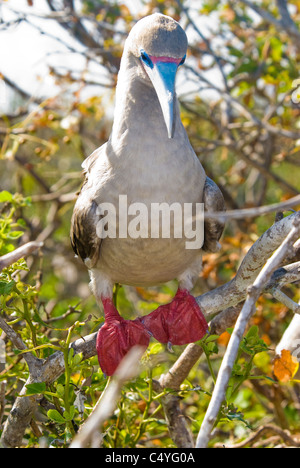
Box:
[71,13,225,376]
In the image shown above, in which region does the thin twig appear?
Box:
[268,288,300,314]
[217,423,300,448]
[0,380,6,428]
[0,316,37,370]
[203,195,300,223]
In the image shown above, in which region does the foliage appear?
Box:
[0,0,300,448]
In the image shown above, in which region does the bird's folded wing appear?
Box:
[70,148,105,268]
[202,177,226,253]
[70,198,102,269]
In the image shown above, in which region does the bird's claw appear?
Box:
[167,341,174,353]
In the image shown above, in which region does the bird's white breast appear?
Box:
[87,131,206,286]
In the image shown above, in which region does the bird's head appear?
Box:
[126,13,188,139]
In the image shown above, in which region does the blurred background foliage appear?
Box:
[0,0,300,448]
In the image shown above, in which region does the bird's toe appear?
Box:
[96,315,150,376]
[140,288,208,347]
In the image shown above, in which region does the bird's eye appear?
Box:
[179,55,186,66]
[140,50,153,69]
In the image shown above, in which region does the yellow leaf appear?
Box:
[273,349,299,383]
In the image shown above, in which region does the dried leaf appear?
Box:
[273,349,299,382]
[135,287,172,303]
[218,331,231,346]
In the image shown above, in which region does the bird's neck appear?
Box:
[110,52,184,149]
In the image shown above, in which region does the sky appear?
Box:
[0,0,222,113]
[0,0,98,112]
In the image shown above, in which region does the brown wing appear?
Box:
[70,149,102,268]
[70,198,101,268]
[202,177,226,253]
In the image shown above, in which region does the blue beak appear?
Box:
[146,61,178,139]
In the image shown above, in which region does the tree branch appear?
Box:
[0,241,43,272]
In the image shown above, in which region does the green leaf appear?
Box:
[6,231,24,240]
[56,383,65,397]
[73,353,82,366]
[0,191,13,203]
[25,382,46,396]
[204,334,219,343]
[245,325,258,339]
[68,347,74,366]
[0,244,15,256]
[17,218,27,227]
[0,280,15,295]
[47,409,66,424]
[63,406,76,421]
[227,409,252,429]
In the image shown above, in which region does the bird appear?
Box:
[70,13,225,376]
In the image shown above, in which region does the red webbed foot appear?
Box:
[140,288,208,346]
[96,297,150,376]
